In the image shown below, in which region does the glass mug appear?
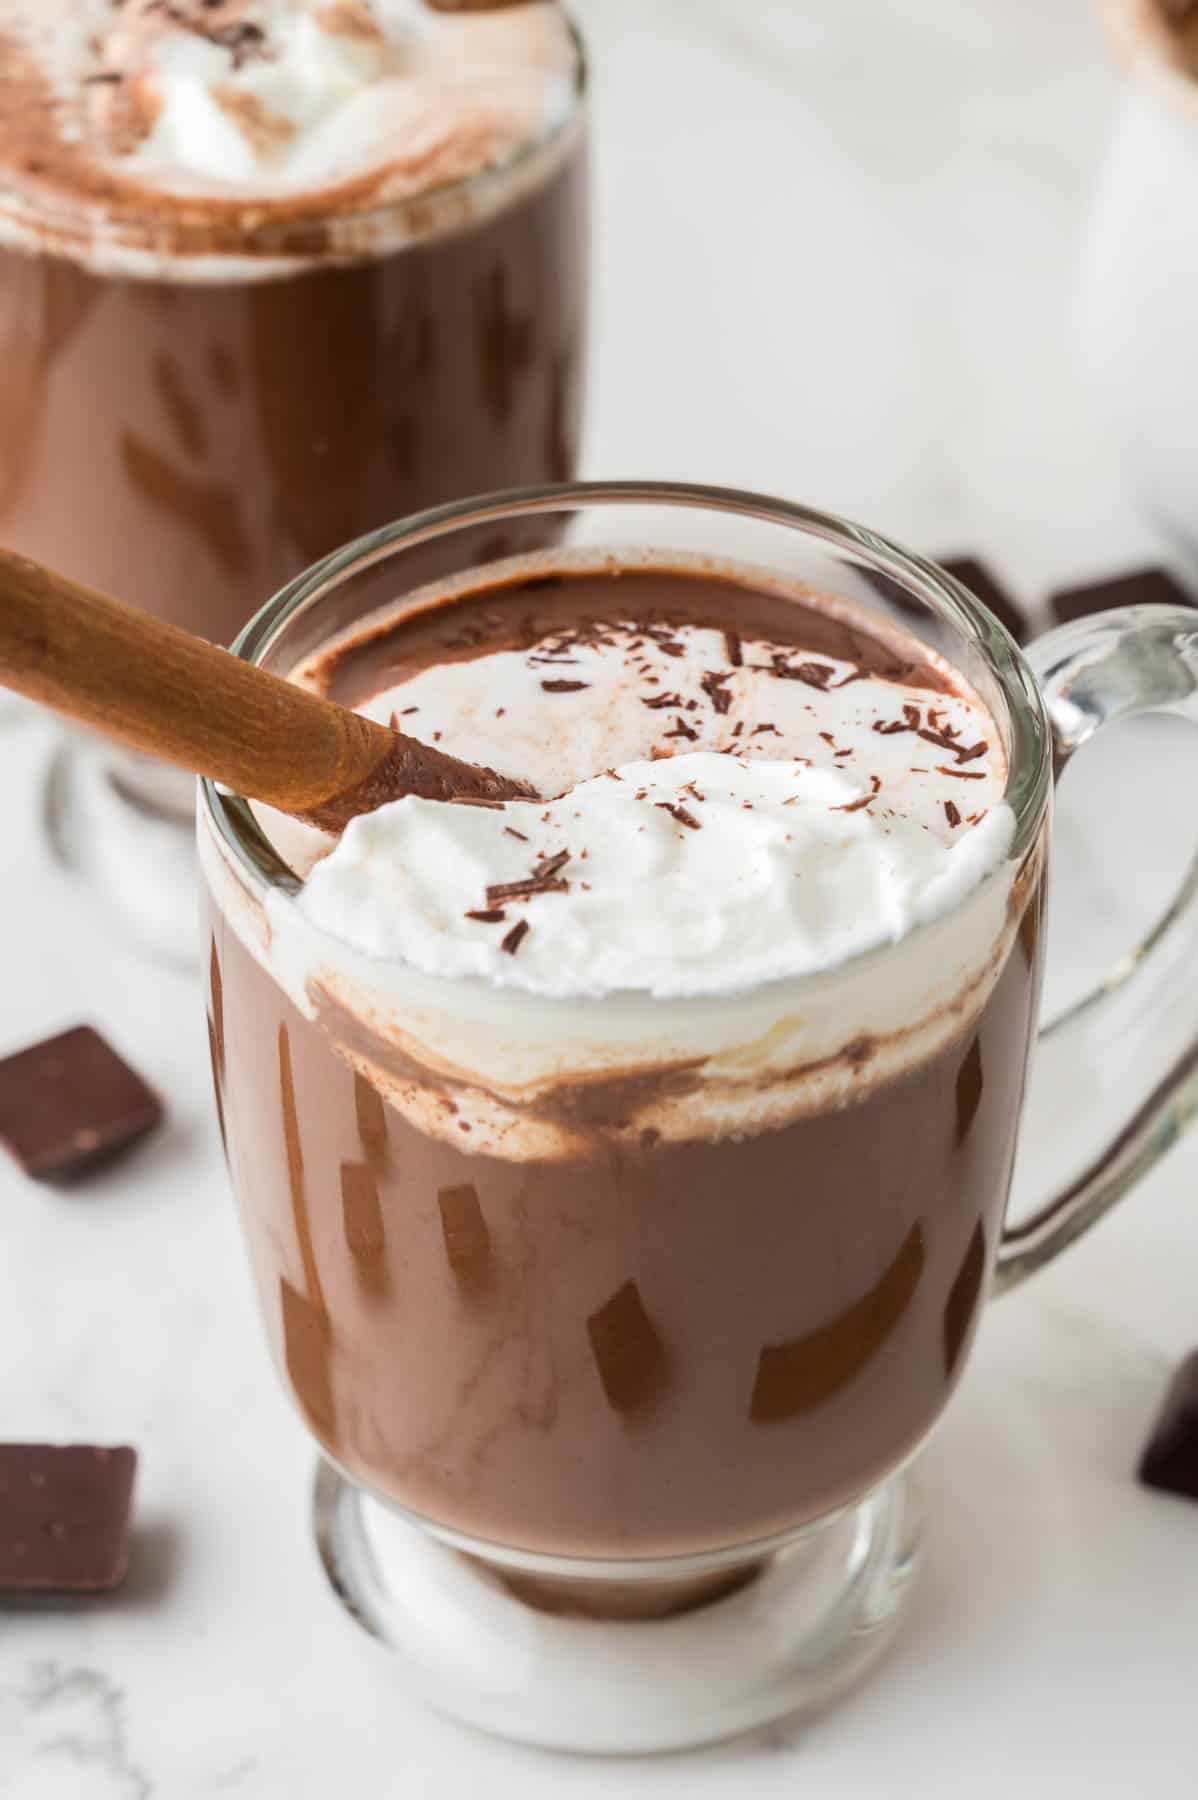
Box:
[1080,0,1198,573]
[198,484,1198,1754]
[0,24,588,961]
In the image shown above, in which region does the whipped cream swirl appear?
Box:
[296,751,1014,999]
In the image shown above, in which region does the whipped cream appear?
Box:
[2,0,575,201]
[289,605,1013,999]
[197,563,1036,1154]
[295,751,1014,999]
[348,615,1004,802]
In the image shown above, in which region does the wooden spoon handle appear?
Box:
[0,550,535,827]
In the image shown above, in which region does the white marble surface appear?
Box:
[4,0,1198,1791]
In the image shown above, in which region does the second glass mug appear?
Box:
[0,21,588,959]
[198,484,1198,1754]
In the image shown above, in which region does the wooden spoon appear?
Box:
[0,550,538,828]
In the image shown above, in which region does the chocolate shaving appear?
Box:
[541,679,589,694]
[917,726,989,764]
[724,630,743,667]
[485,877,569,905]
[771,656,836,689]
[944,800,962,828]
[448,795,507,810]
[641,692,682,710]
[937,766,986,780]
[700,672,733,714]
[500,920,530,956]
[532,849,571,882]
[466,909,507,924]
[504,826,529,841]
[664,719,700,741]
[833,776,882,814]
[753,722,781,736]
[656,802,701,830]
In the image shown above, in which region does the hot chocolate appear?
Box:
[0,2,586,648]
[201,553,1045,1563]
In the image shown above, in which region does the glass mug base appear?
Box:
[311,1458,924,1755]
[43,734,199,969]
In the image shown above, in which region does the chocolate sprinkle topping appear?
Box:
[770,656,836,689]
[832,775,882,814]
[486,877,569,905]
[500,920,530,956]
[656,801,701,830]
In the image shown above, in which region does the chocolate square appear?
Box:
[0,1026,163,1182]
[586,1280,665,1414]
[938,556,1028,644]
[0,1444,137,1593]
[1139,1349,1198,1503]
[1050,566,1196,627]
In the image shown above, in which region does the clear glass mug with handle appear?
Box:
[197,483,1198,1755]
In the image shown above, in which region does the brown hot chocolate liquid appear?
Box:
[0,17,586,644]
[206,566,1044,1562]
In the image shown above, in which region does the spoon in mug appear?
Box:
[0,550,538,828]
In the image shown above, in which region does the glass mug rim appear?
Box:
[202,479,1053,994]
[0,16,588,254]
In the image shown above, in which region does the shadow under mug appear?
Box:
[198,483,1198,1754]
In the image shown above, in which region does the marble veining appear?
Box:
[1,1663,151,1798]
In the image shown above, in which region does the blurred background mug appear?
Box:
[1081,0,1198,568]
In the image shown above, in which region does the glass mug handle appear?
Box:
[996,604,1198,1293]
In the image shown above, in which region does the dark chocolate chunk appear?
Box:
[438,1183,494,1296]
[1139,1349,1198,1502]
[943,1221,987,1379]
[955,1037,984,1145]
[860,565,922,619]
[280,1277,335,1438]
[354,1072,388,1166]
[938,557,1028,644]
[0,1445,137,1593]
[0,1026,163,1182]
[586,1280,666,1414]
[341,1161,387,1297]
[751,1224,925,1422]
[1050,566,1196,627]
